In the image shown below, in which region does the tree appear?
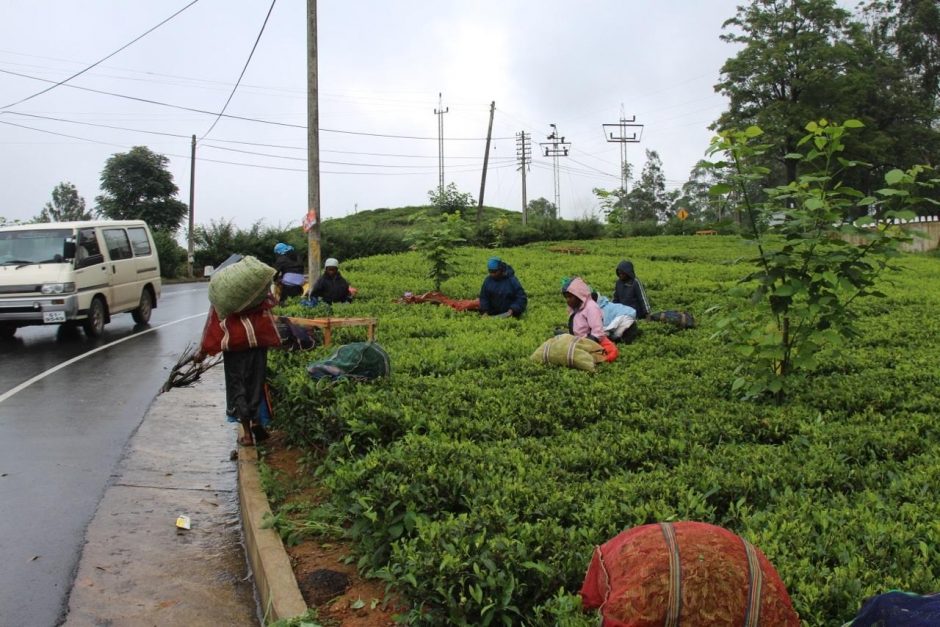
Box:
[704,120,938,402]
[526,197,557,221]
[96,146,188,233]
[428,183,474,215]
[36,181,92,222]
[714,0,857,186]
[406,210,470,291]
[627,150,675,222]
[848,0,940,203]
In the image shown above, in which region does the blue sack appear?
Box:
[849,591,940,626]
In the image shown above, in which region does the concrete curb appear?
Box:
[237,442,308,623]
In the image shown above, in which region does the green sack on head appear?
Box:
[530,334,605,372]
[208,255,276,319]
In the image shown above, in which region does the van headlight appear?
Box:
[41,282,76,295]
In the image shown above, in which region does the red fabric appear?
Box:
[200,295,281,355]
[599,335,619,362]
[580,522,799,627]
[397,291,480,312]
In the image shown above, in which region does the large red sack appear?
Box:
[580,521,799,627]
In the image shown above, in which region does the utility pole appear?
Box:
[433,93,449,193]
[187,134,195,278]
[477,100,495,225]
[306,0,321,285]
[516,131,531,225]
[539,124,570,218]
[602,111,643,197]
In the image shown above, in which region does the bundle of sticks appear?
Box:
[160,343,221,393]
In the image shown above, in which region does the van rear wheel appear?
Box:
[82,297,106,338]
[131,289,153,324]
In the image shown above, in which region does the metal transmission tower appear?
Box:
[539,124,570,218]
[433,93,449,192]
[602,114,643,196]
[516,131,532,224]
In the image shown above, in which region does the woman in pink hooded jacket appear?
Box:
[563,277,618,362]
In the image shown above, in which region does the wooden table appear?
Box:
[285,316,377,346]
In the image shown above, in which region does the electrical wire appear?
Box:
[0,118,519,177]
[1,69,514,140]
[1,0,200,110]
[200,0,275,141]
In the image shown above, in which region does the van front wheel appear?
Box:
[82,297,106,338]
[132,289,153,324]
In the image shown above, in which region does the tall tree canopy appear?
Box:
[526,197,557,221]
[95,146,188,233]
[628,150,675,222]
[714,0,856,184]
[36,181,92,222]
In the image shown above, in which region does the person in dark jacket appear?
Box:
[273,242,306,304]
[612,259,650,320]
[309,257,352,304]
[479,256,527,317]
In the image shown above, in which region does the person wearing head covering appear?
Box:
[564,277,618,361]
[309,257,352,304]
[479,256,527,317]
[273,243,306,304]
[612,259,651,320]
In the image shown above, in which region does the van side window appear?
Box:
[103,228,133,261]
[127,227,153,257]
[76,228,103,265]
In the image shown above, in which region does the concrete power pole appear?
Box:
[602,112,643,217]
[516,131,531,225]
[306,0,321,285]
[187,134,195,278]
[477,101,495,225]
[539,124,570,218]
[433,93,449,193]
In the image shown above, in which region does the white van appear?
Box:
[0,220,162,338]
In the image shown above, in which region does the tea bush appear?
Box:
[266,236,940,625]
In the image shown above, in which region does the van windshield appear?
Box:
[0,229,73,266]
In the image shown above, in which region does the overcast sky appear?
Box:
[1,0,748,230]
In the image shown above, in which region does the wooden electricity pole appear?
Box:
[477,100,495,226]
[187,134,195,278]
[306,0,322,285]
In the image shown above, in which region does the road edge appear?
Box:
[237,442,309,623]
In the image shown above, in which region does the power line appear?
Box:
[0,69,515,140]
[0,119,519,177]
[1,111,516,161]
[200,0,275,141]
[1,0,201,110]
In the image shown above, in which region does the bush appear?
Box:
[152,230,185,278]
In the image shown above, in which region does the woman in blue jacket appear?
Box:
[479,257,527,317]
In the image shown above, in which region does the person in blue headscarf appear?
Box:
[479,256,527,317]
[273,243,305,304]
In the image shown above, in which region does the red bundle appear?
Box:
[396,291,480,312]
[580,521,799,626]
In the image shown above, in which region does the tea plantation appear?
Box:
[266,235,940,625]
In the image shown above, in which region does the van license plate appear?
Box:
[43,311,66,323]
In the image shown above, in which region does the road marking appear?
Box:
[0,312,207,405]
[160,288,207,298]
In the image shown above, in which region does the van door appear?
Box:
[101,227,137,311]
[73,227,110,311]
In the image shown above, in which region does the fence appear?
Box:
[842,215,940,252]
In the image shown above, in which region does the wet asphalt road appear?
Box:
[0,283,211,627]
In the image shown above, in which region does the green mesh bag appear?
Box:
[530,334,605,372]
[307,342,391,382]
[208,255,276,319]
